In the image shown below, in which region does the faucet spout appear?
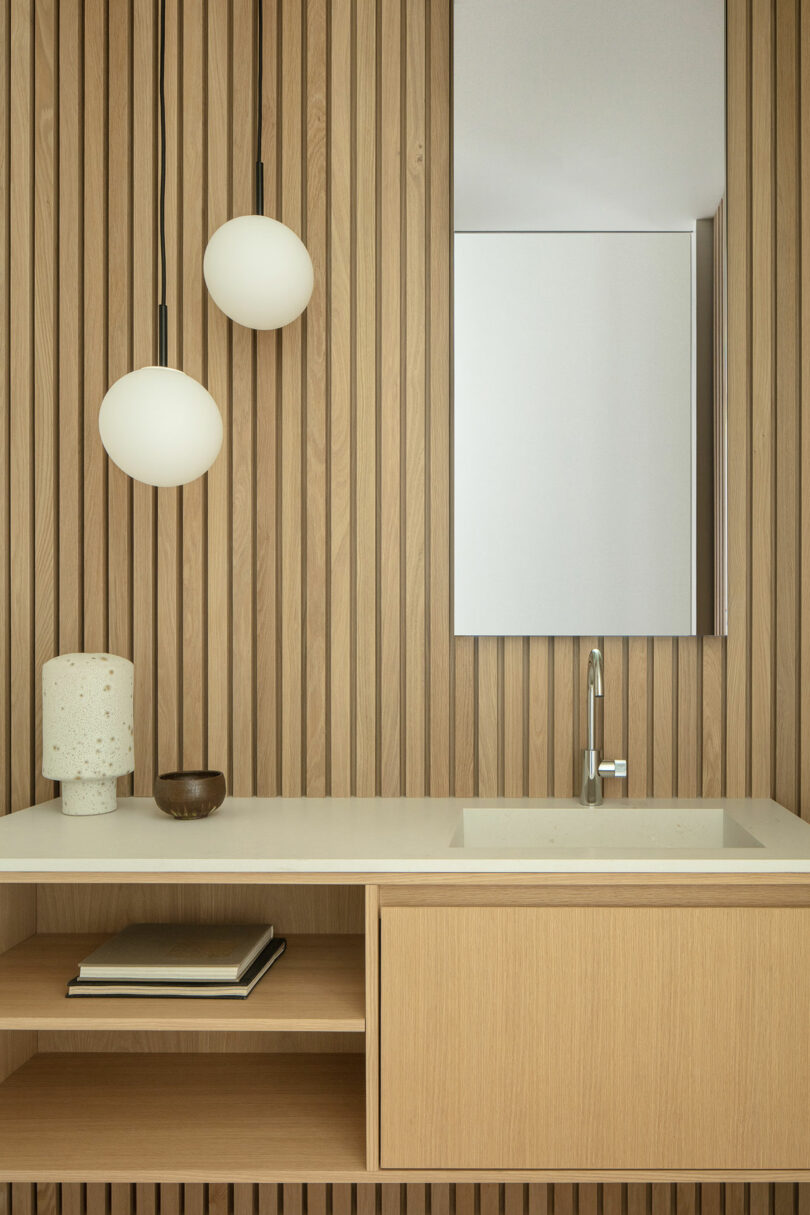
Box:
[580,647,627,806]
[588,648,604,698]
[586,648,604,753]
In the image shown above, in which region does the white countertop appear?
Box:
[1,796,810,874]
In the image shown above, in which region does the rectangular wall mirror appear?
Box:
[453,0,727,637]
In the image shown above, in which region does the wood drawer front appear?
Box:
[380,906,810,1171]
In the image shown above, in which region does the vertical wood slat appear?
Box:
[726,0,751,800]
[627,638,650,797]
[750,0,775,798]
[255,0,279,796]
[82,0,106,658]
[230,0,256,796]
[329,0,352,796]
[527,638,549,797]
[132,0,156,793]
[33,0,57,805]
[503,638,524,797]
[774,0,800,814]
[454,637,476,796]
[355,0,377,796]
[365,884,380,1169]
[205,0,231,785]
[553,638,574,796]
[404,0,427,796]
[653,638,675,797]
[280,0,304,796]
[10,0,34,811]
[428,0,452,798]
[156,0,180,775]
[379,0,402,798]
[702,635,724,796]
[602,636,625,798]
[678,638,699,796]
[477,637,499,797]
[106,0,131,715]
[304,0,327,796]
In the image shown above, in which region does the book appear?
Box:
[77,922,275,982]
[67,937,287,999]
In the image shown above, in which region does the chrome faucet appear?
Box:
[580,648,627,805]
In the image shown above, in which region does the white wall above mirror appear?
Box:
[453,0,727,638]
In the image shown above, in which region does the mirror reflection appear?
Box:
[453,0,726,637]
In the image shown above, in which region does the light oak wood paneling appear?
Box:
[5,0,790,813]
[0,1053,366,1180]
[364,886,380,1170]
[0,933,364,1031]
[35,882,364,933]
[0,2,791,806]
[381,906,810,1169]
[0,887,36,1084]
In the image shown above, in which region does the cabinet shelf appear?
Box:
[0,1052,366,1180]
[0,933,365,1032]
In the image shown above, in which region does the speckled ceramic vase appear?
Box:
[42,653,135,815]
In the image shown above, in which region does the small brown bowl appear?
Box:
[154,770,226,819]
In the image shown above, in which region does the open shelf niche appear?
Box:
[0,880,377,1181]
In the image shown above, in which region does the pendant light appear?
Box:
[99,0,223,488]
[203,0,314,330]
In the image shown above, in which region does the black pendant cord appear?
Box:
[255,0,264,215]
[157,0,168,366]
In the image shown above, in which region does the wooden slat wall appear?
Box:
[2,1184,810,1215]
[3,0,799,813]
[0,0,807,1195]
[1,0,798,809]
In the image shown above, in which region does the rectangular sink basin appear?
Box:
[450,807,764,851]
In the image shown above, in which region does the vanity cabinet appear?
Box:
[4,794,810,1186]
[380,904,810,1170]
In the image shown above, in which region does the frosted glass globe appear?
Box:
[99,366,223,487]
[204,214,314,330]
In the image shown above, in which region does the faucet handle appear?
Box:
[598,758,627,780]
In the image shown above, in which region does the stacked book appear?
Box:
[66,923,287,999]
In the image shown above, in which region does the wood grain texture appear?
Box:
[34,881,364,933]
[280,0,303,795]
[365,885,380,1170]
[0,0,795,813]
[381,906,810,1169]
[2,1184,808,1211]
[0,887,36,1084]
[0,1053,366,1180]
[0,933,364,1032]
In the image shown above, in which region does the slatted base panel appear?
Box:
[1,1184,807,1215]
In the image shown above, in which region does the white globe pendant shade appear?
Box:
[204,214,314,330]
[99,366,223,488]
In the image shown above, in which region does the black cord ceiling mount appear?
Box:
[97,0,224,489]
[255,0,264,215]
[201,0,313,332]
[158,0,168,366]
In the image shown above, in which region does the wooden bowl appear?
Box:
[154,770,226,820]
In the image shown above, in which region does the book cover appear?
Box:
[68,937,287,999]
[77,923,275,981]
